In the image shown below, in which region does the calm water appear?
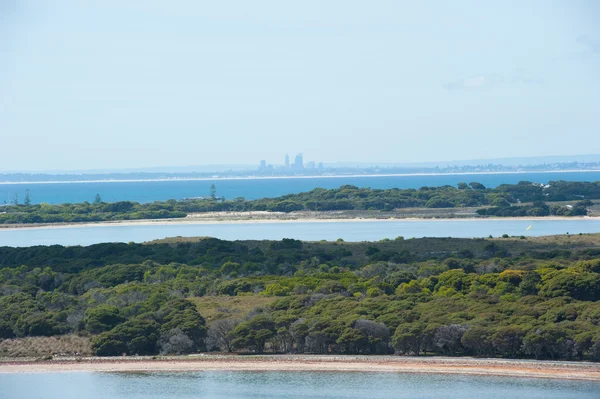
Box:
[1,371,598,399]
[1,219,599,247]
[2,171,600,204]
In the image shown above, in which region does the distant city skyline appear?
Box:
[1,156,599,183]
[2,153,600,174]
[258,153,325,172]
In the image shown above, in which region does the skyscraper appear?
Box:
[259,160,266,170]
[294,153,304,169]
[284,154,290,169]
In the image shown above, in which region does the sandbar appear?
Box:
[1,213,599,231]
[1,169,599,185]
[1,355,599,381]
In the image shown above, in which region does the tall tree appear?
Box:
[207,318,240,352]
[24,190,31,206]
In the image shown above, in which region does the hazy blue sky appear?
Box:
[1,0,599,171]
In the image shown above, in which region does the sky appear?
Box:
[1,0,599,172]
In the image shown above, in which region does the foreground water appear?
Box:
[1,371,598,399]
[1,219,599,247]
[2,171,600,204]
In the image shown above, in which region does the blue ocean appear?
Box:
[1,171,600,205]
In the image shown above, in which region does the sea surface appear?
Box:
[1,371,598,399]
[1,219,599,247]
[2,171,600,204]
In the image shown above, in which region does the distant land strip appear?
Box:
[1,180,599,225]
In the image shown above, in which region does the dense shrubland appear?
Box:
[1,180,598,224]
[0,200,187,224]
[1,236,600,360]
[476,200,592,217]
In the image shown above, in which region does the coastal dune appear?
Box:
[1,355,599,381]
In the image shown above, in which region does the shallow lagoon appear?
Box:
[1,371,599,399]
[1,218,599,247]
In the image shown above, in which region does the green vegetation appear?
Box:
[0,200,187,224]
[246,180,599,213]
[477,200,591,217]
[2,180,599,224]
[2,235,600,360]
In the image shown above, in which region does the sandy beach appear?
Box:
[1,355,599,381]
[1,212,599,231]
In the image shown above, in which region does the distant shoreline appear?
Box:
[1,169,599,185]
[1,214,599,231]
[1,355,599,381]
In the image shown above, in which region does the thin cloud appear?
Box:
[511,68,543,85]
[445,70,542,91]
[577,35,600,54]
[444,74,502,91]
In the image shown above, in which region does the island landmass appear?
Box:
[1,180,599,227]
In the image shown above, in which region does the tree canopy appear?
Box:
[2,236,600,360]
